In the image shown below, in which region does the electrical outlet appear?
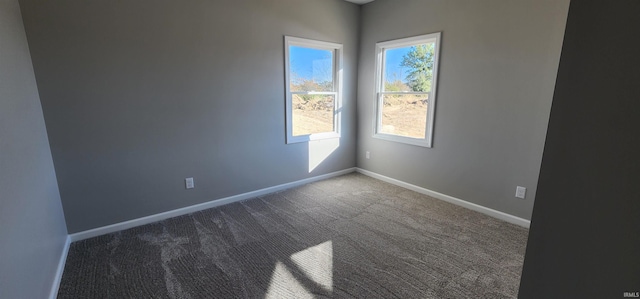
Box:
[185,177,194,189]
[515,186,526,199]
[366,151,370,159]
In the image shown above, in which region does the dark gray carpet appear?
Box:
[58,173,528,298]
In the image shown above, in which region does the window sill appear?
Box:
[287,132,341,144]
[372,133,432,148]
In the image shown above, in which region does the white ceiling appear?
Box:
[343,0,375,5]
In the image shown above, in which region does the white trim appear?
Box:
[67,166,528,241]
[49,235,71,299]
[284,36,343,144]
[355,168,531,228]
[376,34,439,49]
[69,168,356,242]
[373,32,441,148]
[379,91,431,96]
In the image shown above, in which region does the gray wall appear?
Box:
[19,0,360,233]
[0,0,68,297]
[357,0,569,220]
[519,0,640,297]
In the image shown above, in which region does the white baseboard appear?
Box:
[355,168,531,228]
[67,165,527,239]
[49,235,71,299]
[56,166,526,298]
[69,168,356,242]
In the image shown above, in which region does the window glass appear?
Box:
[285,37,342,144]
[289,46,334,92]
[374,33,441,147]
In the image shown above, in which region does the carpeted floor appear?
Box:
[58,173,529,298]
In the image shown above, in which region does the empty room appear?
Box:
[1,0,638,298]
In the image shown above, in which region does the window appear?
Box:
[373,32,441,147]
[285,36,342,144]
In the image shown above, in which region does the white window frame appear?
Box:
[284,36,343,144]
[373,32,441,148]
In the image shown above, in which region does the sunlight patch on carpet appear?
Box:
[291,240,333,292]
[265,261,310,298]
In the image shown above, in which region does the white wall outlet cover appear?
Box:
[185,177,195,189]
[366,151,370,159]
[515,186,526,199]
